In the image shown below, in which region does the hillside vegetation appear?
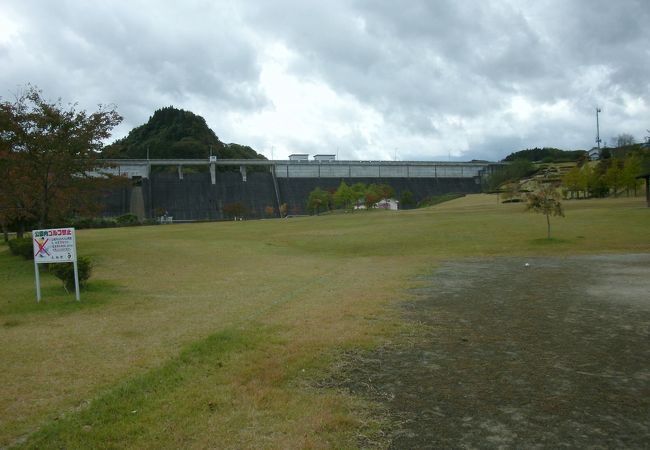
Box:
[1,195,648,448]
[503,147,587,163]
[103,106,266,162]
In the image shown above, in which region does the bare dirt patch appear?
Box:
[331,253,650,448]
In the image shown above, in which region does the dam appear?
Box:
[97,158,502,220]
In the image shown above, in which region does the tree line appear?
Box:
[307,181,410,214]
[489,148,649,199]
[562,153,644,198]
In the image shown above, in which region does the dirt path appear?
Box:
[334,254,650,449]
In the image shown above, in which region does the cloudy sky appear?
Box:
[1,0,648,161]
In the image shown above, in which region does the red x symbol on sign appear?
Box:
[34,238,50,258]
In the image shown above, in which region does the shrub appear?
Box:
[49,256,93,292]
[8,237,34,260]
[115,214,140,226]
[66,217,118,229]
[223,202,248,220]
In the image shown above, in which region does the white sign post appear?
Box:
[32,227,79,302]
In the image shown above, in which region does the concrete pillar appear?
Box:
[240,165,247,182]
[129,186,145,220]
[177,165,183,180]
[210,163,216,185]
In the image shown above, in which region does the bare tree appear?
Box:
[615,133,635,147]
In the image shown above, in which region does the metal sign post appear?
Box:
[32,227,79,302]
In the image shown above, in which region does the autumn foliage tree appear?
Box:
[222,202,248,220]
[307,187,330,215]
[0,85,123,234]
[525,183,565,239]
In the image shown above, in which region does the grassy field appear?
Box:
[1,194,648,448]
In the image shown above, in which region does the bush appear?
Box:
[66,217,118,229]
[115,214,140,226]
[49,256,93,292]
[8,237,34,260]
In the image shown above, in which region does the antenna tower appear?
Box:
[595,107,602,149]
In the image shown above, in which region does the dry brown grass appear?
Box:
[0,194,648,448]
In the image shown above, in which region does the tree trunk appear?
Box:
[1,219,8,243]
[546,213,551,239]
[17,221,25,239]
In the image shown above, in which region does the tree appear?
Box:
[377,183,395,202]
[333,181,354,210]
[364,184,383,209]
[0,85,123,229]
[399,190,415,209]
[622,153,643,196]
[222,202,247,220]
[525,184,565,239]
[562,165,582,199]
[605,160,623,197]
[307,187,330,215]
[351,182,367,209]
[615,133,635,148]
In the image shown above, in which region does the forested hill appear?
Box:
[102,106,266,161]
[503,147,586,163]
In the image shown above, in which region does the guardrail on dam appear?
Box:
[97,159,498,181]
[96,158,502,220]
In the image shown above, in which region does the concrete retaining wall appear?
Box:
[99,172,482,220]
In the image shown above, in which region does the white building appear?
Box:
[313,154,336,161]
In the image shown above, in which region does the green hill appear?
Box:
[103,106,266,162]
[504,147,586,163]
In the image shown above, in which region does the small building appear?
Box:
[289,154,309,161]
[588,148,600,161]
[376,198,399,210]
[313,154,336,161]
[354,198,400,210]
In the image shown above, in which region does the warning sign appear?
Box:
[32,228,77,263]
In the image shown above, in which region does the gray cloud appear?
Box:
[1,0,647,160]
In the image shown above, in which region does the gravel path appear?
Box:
[334,254,650,449]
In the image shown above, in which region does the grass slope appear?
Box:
[0,194,648,448]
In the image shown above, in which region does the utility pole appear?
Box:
[595,107,602,149]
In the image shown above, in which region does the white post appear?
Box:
[73,260,80,302]
[34,260,41,303]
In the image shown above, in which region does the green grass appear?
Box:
[0,194,648,448]
[0,250,118,316]
[23,328,258,449]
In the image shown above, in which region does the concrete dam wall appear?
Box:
[100,171,482,220]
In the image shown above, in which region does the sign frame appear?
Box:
[32,227,80,302]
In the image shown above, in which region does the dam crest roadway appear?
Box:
[96,158,503,184]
